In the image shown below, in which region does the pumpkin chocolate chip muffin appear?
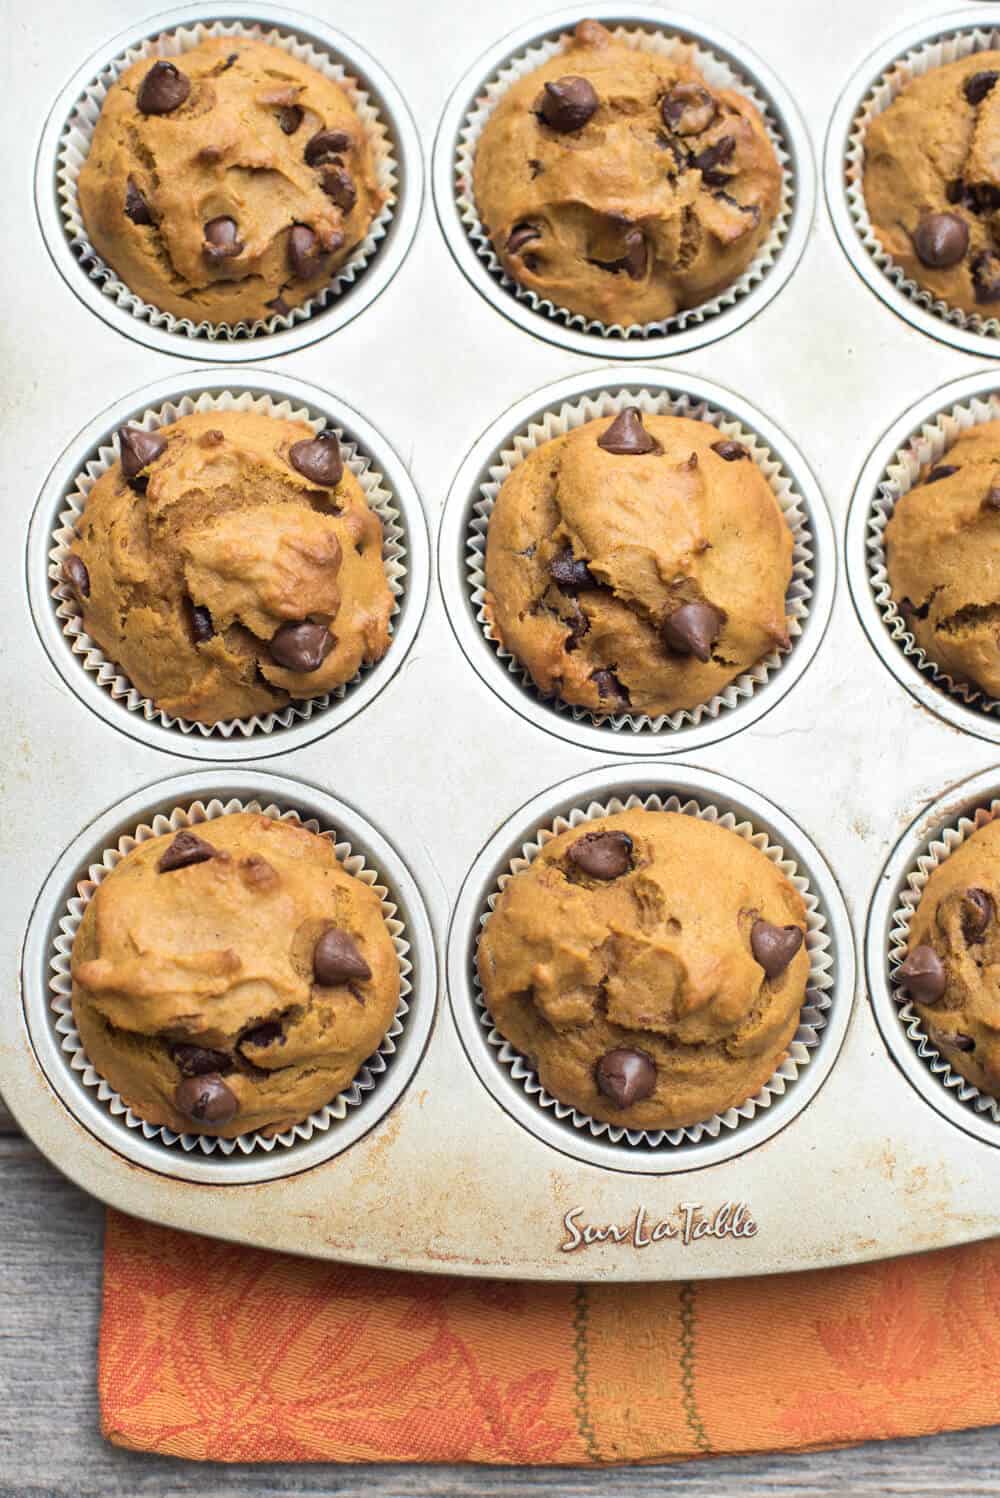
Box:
[864,53,1000,316]
[885,422,1000,700]
[71,812,400,1138]
[472,19,782,326]
[77,36,382,324]
[897,817,1000,1097]
[483,407,793,718]
[477,808,810,1130]
[60,407,393,725]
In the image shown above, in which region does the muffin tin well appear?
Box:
[19,770,438,1186]
[826,7,1000,357]
[447,764,854,1174]
[26,369,430,760]
[431,3,815,358]
[439,367,835,755]
[867,768,1000,1148]
[34,2,423,361]
[846,369,1000,745]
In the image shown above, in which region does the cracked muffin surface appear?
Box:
[61,408,393,725]
[77,36,382,324]
[864,53,1000,316]
[472,19,782,327]
[71,812,401,1138]
[885,421,1000,699]
[477,809,810,1130]
[482,407,793,718]
[898,817,1000,1097]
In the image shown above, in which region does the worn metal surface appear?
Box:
[4,0,1000,1281]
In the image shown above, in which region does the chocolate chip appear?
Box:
[661,82,717,136]
[288,224,324,279]
[124,176,154,225]
[947,178,966,204]
[321,166,356,214]
[963,887,994,942]
[539,76,598,133]
[314,927,372,985]
[751,919,804,979]
[591,668,629,705]
[239,1021,284,1049]
[158,830,216,873]
[692,135,735,186]
[266,295,292,317]
[563,604,589,652]
[202,215,243,263]
[507,222,541,254]
[117,425,166,484]
[62,554,90,600]
[623,228,647,280]
[711,439,750,461]
[898,944,947,1004]
[595,1048,656,1108]
[136,60,191,116]
[189,603,214,643]
[550,548,596,591]
[305,128,353,165]
[986,484,1000,511]
[174,1073,238,1125]
[269,620,334,673]
[912,212,969,269]
[971,183,1000,214]
[926,464,959,484]
[965,70,999,105]
[931,1029,975,1053]
[567,829,633,880]
[973,250,1000,302]
[288,431,343,487]
[661,601,723,662]
[171,1044,232,1076]
[220,53,239,72]
[597,407,660,455]
[277,104,303,134]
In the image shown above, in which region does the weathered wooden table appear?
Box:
[2,1098,994,1496]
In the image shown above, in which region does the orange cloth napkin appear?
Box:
[99,1208,1000,1464]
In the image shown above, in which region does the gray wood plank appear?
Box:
[1,1132,996,1497]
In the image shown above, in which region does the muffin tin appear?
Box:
[5,0,1000,1280]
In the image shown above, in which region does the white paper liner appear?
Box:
[846,24,1000,338]
[865,393,1000,719]
[48,389,407,739]
[48,795,412,1156]
[455,24,794,340]
[473,792,834,1149]
[56,18,398,341]
[889,796,1000,1125]
[468,387,813,733]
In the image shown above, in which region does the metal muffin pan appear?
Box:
[868,768,1000,1151]
[431,2,815,359]
[439,365,834,755]
[34,1,424,362]
[447,763,853,1175]
[846,369,1000,746]
[6,0,1000,1278]
[19,769,438,1186]
[25,368,431,761]
[825,5,1000,359]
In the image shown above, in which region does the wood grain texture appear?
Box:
[0,1131,997,1497]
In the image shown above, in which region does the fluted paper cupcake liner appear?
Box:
[57,18,397,341]
[888,796,1000,1124]
[473,791,834,1150]
[454,24,794,340]
[467,387,814,734]
[845,24,1000,338]
[48,796,412,1156]
[48,388,407,739]
[865,393,1000,719]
